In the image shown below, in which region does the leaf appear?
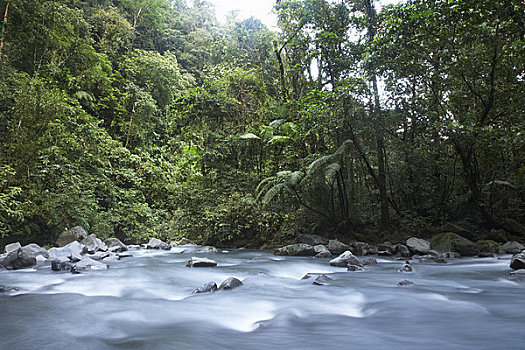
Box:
[268,135,291,144]
[240,133,261,140]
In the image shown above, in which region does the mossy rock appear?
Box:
[440,223,473,240]
[430,232,481,256]
[475,240,501,253]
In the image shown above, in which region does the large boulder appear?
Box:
[19,244,48,260]
[313,245,332,258]
[56,226,88,247]
[0,250,36,270]
[48,241,86,261]
[406,237,431,254]
[330,251,360,267]
[476,240,501,253]
[81,234,108,254]
[274,243,316,256]
[219,277,243,290]
[499,241,525,254]
[297,234,328,246]
[394,244,411,257]
[510,250,525,270]
[146,238,171,250]
[186,257,217,267]
[348,241,377,256]
[4,242,21,254]
[430,232,480,256]
[72,257,108,272]
[312,275,334,286]
[327,240,350,255]
[51,259,74,272]
[193,281,218,294]
[105,238,128,252]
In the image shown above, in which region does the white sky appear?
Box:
[207,0,403,29]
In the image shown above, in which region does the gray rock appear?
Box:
[477,252,494,258]
[297,234,328,246]
[406,237,431,254]
[219,277,243,290]
[51,259,74,272]
[274,243,316,256]
[301,272,326,280]
[430,232,480,256]
[88,252,112,261]
[349,241,378,256]
[117,253,133,260]
[313,244,332,258]
[378,243,395,254]
[186,257,217,267]
[193,281,218,293]
[398,279,415,286]
[347,264,365,272]
[312,275,333,285]
[378,250,393,256]
[413,255,447,264]
[72,257,108,272]
[327,240,350,255]
[0,285,19,293]
[363,257,378,266]
[394,244,411,257]
[181,246,219,254]
[48,241,86,262]
[81,234,108,254]
[0,250,36,270]
[330,251,360,267]
[19,243,49,260]
[56,226,87,247]
[4,242,21,254]
[105,238,128,252]
[398,263,413,272]
[510,250,525,270]
[499,241,525,254]
[146,238,171,250]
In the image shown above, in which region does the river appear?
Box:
[1,247,524,349]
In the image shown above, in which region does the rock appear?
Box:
[56,226,88,247]
[81,234,108,254]
[312,275,333,285]
[499,241,525,254]
[313,244,332,258]
[4,242,21,254]
[394,244,411,257]
[363,257,378,266]
[48,241,86,262]
[347,264,365,272]
[72,257,108,272]
[413,255,447,264]
[88,252,112,261]
[186,257,217,267]
[406,237,431,254]
[330,251,360,267]
[105,238,128,252]
[297,234,328,246]
[510,250,525,270]
[181,246,220,254]
[349,241,378,256]
[476,240,501,253]
[327,240,350,255]
[398,279,415,286]
[0,285,19,293]
[510,269,525,278]
[430,232,480,256]
[219,277,243,290]
[477,252,494,258]
[442,252,461,258]
[501,219,525,236]
[301,272,326,280]
[0,250,36,270]
[378,250,393,256]
[398,262,413,272]
[193,281,218,293]
[117,253,133,260]
[378,243,394,254]
[146,238,171,250]
[172,238,195,246]
[19,243,49,260]
[274,243,316,256]
[51,259,74,271]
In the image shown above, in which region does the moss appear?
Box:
[430,232,480,256]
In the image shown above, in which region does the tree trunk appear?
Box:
[0,1,9,65]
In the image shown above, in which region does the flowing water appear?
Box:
[1,247,524,349]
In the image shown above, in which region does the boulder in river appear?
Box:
[274,243,316,256]
[219,277,243,290]
[56,226,88,247]
[82,234,108,254]
[347,264,365,272]
[398,262,413,273]
[499,241,525,254]
[406,237,431,254]
[363,257,378,266]
[297,234,328,246]
[20,243,49,260]
[72,257,109,272]
[48,241,86,262]
[186,257,217,267]
[430,232,480,256]
[105,238,128,252]
[312,275,333,286]
[327,240,350,255]
[510,250,525,270]
[4,242,21,254]
[146,238,171,250]
[313,245,332,258]
[181,246,220,254]
[0,249,36,270]
[51,259,74,272]
[348,241,378,256]
[394,244,411,257]
[193,281,218,294]
[330,251,360,267]
[0,285,19,293]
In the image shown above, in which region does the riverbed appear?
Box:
[1,248,524,349]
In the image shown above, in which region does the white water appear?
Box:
[1,249,524,349]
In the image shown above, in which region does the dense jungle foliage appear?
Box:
[0,0,524,248]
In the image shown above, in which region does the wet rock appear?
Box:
[51,259,74,272]
[117,253,133,260]
[476,240,501,254]
[499,241,525,255]
[274,243,316,256]
[378,250,393,256]
[0,250,36,270]
[327,240,350,255]
[81,234,108,254]
[20,244,49,260]
[442,252,461,258]
[349,242,378,256]
[297,234,328,246]
[105,238,128,252]
[0,285,19,293]
[312,275,333,285]
[219,277,243,290]
[301,272,326,280]
[347,264,365,272]
[510,250,525,270]
[181,246,220,254]
[4,242,21,254]
[314,244,332,258]
[186,257,217,267]
[477,252,494,258]
[406,237,431,254]
[88,252,112,261]
[430,232,480,256]
[72,257,108,272]
[330,251,360,267]
[394,244,411,257]
[398,262,413,273]
[146,238,171,250]
[363,257,378,266]
[413,255,447,264]
[398,279,415,286]
[378,243,394,255]
[193,281,218,293]
[56,226,87,247]
[48,241,86,262]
